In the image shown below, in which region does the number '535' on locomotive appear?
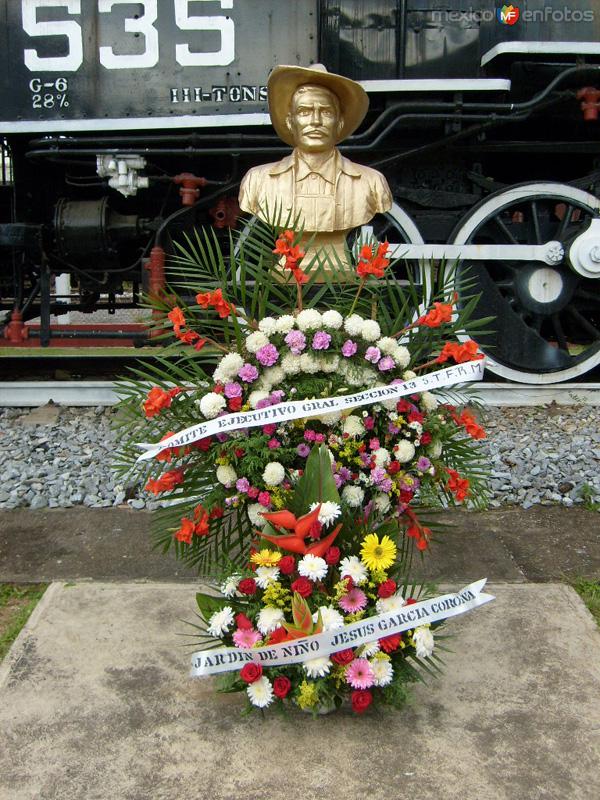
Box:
[1,0,600,385]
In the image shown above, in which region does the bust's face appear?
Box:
[286,85,343,153]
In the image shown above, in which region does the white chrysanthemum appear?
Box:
[372,447,391,467]
[403,369,417,380]
[206,606,234,637]
[392,345,410,368]
[309,500,341,527]
[215,352,244,381]
[394,440,415,463]
[361,319,381,341]
[247,503,266,527]
[302,656,332,678]
[409,420,423,435]
[374,493,391,515]
[216,464,237,486]
[342,485,364,508]
[199,392,226,419]
[258,316,278,335]
[322,309,343,329]
[245,330,269,353]
[320,355,340,374]
[421,391,438,411]
[299,353,320,374]
[361,641,380,658]
[343,363,367,386]
[298,554,328,582]
[247,675,274,708]
[319,410,342,426]
[262,461,285,486]
[281,353,302,375]
[248,390,270,409]
[220,574,241,598]
[344,314,364,336]
[343,415,365,437]
[312,606,345,631]
[261,366,285,389]
[275,314,296,334]
[255,566,281,590]
[296,309,322,331]
[340,555,368,585]
[371,657,394,686]
[413,626,435,659]
[429,440,443,459]
[376,337,397,355]
[376,592,406,614]
[256,606,285,634]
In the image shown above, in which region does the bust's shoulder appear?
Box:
[342,157,388,185]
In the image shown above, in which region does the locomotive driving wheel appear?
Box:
[450,183,600,384]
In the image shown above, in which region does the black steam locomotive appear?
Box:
[1,0,600,384]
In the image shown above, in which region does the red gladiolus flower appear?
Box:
[145,468,185,496]
[195,288,234,318]
[235,613,253,630]
[351,689,373,713]
[417,301,453,328]
[273,229,295,255]
[436,340,483,365]
[240,663,262,683]
[143,386,173,418]
[356,241,390,279]
[290,577,312,598]
[209,506,224,519]
[238,578,257,596]
[458,410,486,440]
[273,676,292,699]
[193,506,210,537]
[174,517,195,544]
[167,306,186,335]
[379,633,402,653]
[378,579,397,599]
[446,467,470,502]
[331,648,354,665]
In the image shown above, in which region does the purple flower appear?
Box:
[388,422,400,435]
[341,339,358,358]
[268,438,281,449]
[236,477,250,493]
[339,466,352,482]
[334,474,343,489]
[238,363,259,383]
[304,430,316,442]
[224,381,243,399]
[371,466,386,484]
[364,416,374,430]
[378,356,395,371]
[297,443,310,457]
[256,397,272,409]
[216,432,229,442]
[379,478,393,493]
[284,330,306,355]
[416,456,431,471]
[365,346,381,364]
[256,343,279,367]
[311,331,331,350]
[270,390,285,404]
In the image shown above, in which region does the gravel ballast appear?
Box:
[0,404,599,511]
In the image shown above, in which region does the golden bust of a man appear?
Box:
[239,64,392,266]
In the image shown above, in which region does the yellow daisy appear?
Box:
[360,533,397,571]
[250,549,282,568]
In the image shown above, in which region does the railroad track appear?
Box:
[1,381,599,407]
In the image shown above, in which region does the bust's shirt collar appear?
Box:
[268,149,362,179]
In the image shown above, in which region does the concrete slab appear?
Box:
[1,582,599,800]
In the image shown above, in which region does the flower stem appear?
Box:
[348,277,366,316]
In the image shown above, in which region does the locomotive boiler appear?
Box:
[1,0,600,384]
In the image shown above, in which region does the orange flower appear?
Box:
[436,340,483,365]
[167,306,186,335]
[145,468,185,496]
[273,230,306,281]
[356,241,390,279]
[196,288,234,319]
[143,387,172,418]
[446,468,470,502]
[193,505,210,537]
[196,291,212,308]
[273,229,295,255]
[174,517,195,544]
[417,301,453,328]
[459,410,486,440]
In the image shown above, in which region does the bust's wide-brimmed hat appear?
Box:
[267,64,369,147]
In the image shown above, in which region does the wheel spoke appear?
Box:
[555,203,574,240]
[493,214,519,245]
[531,201,542,244]
[565,304,600,339]
[551,313,569,351]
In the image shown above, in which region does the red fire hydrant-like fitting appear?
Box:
[209,197,240,229]
[144,245,166,338]
[4,309,28,343]
[576,87,600,121]
[173,173,208,206]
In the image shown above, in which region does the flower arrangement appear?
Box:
[114,218,492,713]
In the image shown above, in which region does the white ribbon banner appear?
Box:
[137,359,485,462]
[190,578,494,677]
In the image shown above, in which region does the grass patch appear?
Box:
[571,578,600,626]
[0,584,48,662]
